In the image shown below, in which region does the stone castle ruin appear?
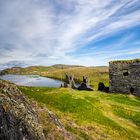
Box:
[109,59,140,96]
[61,74,76,89]
[78,76,93,91]
[61,74,93,91]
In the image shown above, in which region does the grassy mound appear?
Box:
[20,86,140,140]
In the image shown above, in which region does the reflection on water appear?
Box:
[0,74,63,87]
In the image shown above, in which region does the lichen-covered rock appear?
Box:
[0,80,45,140]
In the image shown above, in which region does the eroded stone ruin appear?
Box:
[98,82,109,93]
[109,59,140,96]
[61,74,76,88]
[61,75,93,91]
[78,76,93,91]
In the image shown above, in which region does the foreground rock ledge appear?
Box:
[0,80,45,140]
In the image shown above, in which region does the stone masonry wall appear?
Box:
[109,61,140,96]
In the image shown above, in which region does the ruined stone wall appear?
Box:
[109,61,140,96]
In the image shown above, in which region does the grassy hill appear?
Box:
[52,64,85,69]
[19,86,140,140]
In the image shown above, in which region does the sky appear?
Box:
[0,0,140,69]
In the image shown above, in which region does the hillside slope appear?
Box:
[20,86,140,140]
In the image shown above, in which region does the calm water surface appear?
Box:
[0,74,63,87]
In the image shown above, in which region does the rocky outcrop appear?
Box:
[0,80,45,140]
[0,80,77,140]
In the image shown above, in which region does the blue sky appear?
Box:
[0,0,140,69]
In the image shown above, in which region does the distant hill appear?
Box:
[0,66,53,75]
[0,64,85,75]
[89,66,108,68]
[51,64,85,69]
[0,61,27,70]
[0,64,109,76]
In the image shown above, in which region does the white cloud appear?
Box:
[0,0,140,67]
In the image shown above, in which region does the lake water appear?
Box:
[0,74,63,87]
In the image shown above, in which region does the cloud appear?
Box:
[0,61,29,70]
[0,0,140,67]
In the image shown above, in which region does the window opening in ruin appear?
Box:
[123,70,128,76]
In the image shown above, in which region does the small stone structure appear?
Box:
[78,76,93,91]
[61,74,76,89]
[61,75,93,91]
[109,59,140,96]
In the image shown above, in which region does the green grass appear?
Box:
[42,67,109,89]
[109,58,140,64]
[112,105,140,127]
[19,86,140,140]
